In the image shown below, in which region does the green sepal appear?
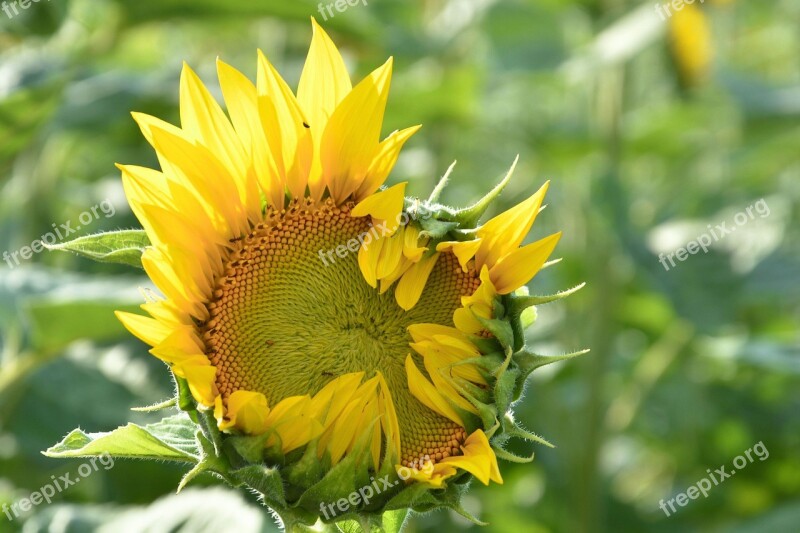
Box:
[294,437,372,518]
[448,156,518,228]
[178,430,236,492]
[417,217,459,240]
[499,413,555,449]
[514,348,591,380]
[474,313,514,350]
[520,305,537,329]
[493,366,520,417]
[488,413,554,465]
[468,335,502,355]
[222,430,274,468]
[173,373,197,413]
[427,161,456,203]
[492,446,535,464]
[231,462,298,528]
[453,376,491,404]
[383,481,444,513]
[384,479,486,526]
[196,407,224,456]
[43,229,150,269]
[284,440,328,493]
[230,464,288,507]
[506,283,586,317]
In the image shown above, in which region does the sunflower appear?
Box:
[113,19,582,528]
[668,2,714,88]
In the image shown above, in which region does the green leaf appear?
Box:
[381,509,410,533]
[44,230,151,269]
[230,464,288,506]
[44,414,199,463]
[26,298,140,351]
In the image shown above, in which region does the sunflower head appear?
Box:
[112,20,584,530]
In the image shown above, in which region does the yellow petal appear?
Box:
[351,181,406,224]
[377,229,405,279]
[357,231,384,288]
[376,371,401,462]
[141,246,209,320]
[325,378,379,464]
[147,123,247,237]
[149,326,206,364]
[378,255,412,295]
[216,59,258,152]
[404,355,463,426]
[395,253,439,311]
[476,181,550,270]
[257,49,313,200]
[118,164,229,251]
[217,58,283,209]
[298,19,353,201]
[216,58,272,219]
[141,300,191,327]
[266,395,323,453]
[322,58,393,203]
[453,266,497,334]
[298,18,352,135]
[180,62,258,221]
[402,223,427,262]
[410,340,485,385]
[489,232,562,294]
[136,203,217,284]
[174,363,218,406]
[436,239,482,272]
[395,462,458,488]
[407,323,470,344]
[219,390,271,434]
[130,112,186,180]
[439,429,503,485]
[355,125,421,200]
[115,311,171,347]
[310,371,365,429]
[453,306,484,336]
[421,350,479,414]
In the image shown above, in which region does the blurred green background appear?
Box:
[1,0,798,531]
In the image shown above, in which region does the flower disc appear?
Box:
[204,199,477,467]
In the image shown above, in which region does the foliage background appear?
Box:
[1,0,798,531]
